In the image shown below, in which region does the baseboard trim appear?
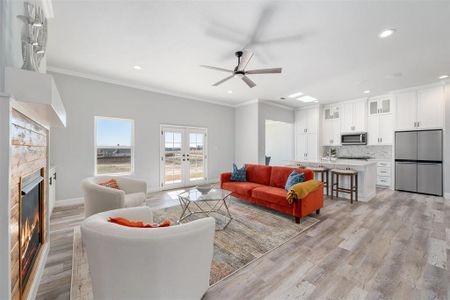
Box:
[54,197,84,207]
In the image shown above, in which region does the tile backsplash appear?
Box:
[323,145,392,160]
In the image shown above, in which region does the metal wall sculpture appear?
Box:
[17,1,48,72]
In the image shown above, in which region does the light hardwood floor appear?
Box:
[37,189,449,299]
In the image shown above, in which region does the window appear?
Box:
[95,117,134,175]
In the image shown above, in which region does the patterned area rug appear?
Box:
[70,198,320,299]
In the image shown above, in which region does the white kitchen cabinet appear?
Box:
[395,91,417,130]
[395,85,444,131]
[375,161,392,188]
[369,96,391,116]
[295,106,319,161]
[417,86,444,129]
[368,112,393,145]
[323,118,341,146]
[341,100,366,133]
[322,104,340,146]
[295,107,319,134]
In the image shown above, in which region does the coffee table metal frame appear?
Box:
[177,188,233,230]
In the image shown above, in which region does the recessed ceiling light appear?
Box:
[288,92,304,98]
[133,65,142,70]
[297,95,318,103]
[227,90,233,94]
[379,29,396,38]
[363,90,371,94]
[439,75,448,79]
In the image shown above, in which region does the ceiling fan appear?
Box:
[201,50,282,88]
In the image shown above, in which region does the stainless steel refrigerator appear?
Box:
[395,130,442,196]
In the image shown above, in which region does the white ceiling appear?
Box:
[47,1,450,108]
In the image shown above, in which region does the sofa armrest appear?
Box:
[220,172,232,188]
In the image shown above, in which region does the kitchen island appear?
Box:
[290,159,377,202]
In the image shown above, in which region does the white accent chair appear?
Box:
[81,207,215,300]
[81,176,147,217]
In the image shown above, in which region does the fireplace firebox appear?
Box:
[19,169,44,294]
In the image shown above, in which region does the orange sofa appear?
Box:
[220,164,324,223]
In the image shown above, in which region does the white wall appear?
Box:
[50,73,235,200]
[258,102,294,164]
[265,120,294,166]
[234,102,259,166]
[444,83,450,197]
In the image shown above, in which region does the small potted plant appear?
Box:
[330,148,337,161]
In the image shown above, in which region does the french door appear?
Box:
[160,126,207,190]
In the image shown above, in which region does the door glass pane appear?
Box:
[164,132,182,184]
[381,99,390,113]
[189,133,204,181]
[370,101,378,115]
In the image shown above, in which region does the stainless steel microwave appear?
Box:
[341,133,367,145]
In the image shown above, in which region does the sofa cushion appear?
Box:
[99,178,121,190]
[108,217,172,228]
[222,182,264,197]
[245,164,272,185]
[124,192,146,207]
[285,170,305,191]
[251,186,289,206]
[270,166,313,188]
[230,164,247,182]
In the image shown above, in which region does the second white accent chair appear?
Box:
[81,207,216,300]
[81,176,147,217]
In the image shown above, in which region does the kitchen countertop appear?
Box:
[291,159,377,167]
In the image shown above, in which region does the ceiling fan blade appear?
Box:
[246,67,282,74]
[200,65,233,73]
[241,75,256,88]
[237,50,254,71]
[212,75,234,86]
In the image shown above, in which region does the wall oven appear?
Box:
[341,133,367,145]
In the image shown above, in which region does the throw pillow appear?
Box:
[230,163,246,182]
[108,217,172,228]
[285,170,305,191]
[99,178,120,190]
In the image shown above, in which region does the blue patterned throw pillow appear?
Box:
[285,170,305,190]
[230,164,246,182]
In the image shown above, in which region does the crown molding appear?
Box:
[234,99,259,107]
[47,66,236,108]
[259,100,295,111]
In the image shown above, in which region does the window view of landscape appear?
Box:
[96,117,133,175]
[189,133,204,181]
[164,130,205,185]
[164,132,182,184]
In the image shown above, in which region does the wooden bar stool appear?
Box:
[306,166,329,196]
[330,169,358,204]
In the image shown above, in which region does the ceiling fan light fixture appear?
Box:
[288,92,304,98]
[297,95,318,103]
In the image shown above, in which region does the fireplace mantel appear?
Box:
[5,67,66,129]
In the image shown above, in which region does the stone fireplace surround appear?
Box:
[9,107,49,300]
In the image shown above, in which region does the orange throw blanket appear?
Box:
[287,180,321,204]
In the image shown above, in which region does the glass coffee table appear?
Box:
[177,187,233,230]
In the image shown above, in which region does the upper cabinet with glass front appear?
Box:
[368,96,392,116]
